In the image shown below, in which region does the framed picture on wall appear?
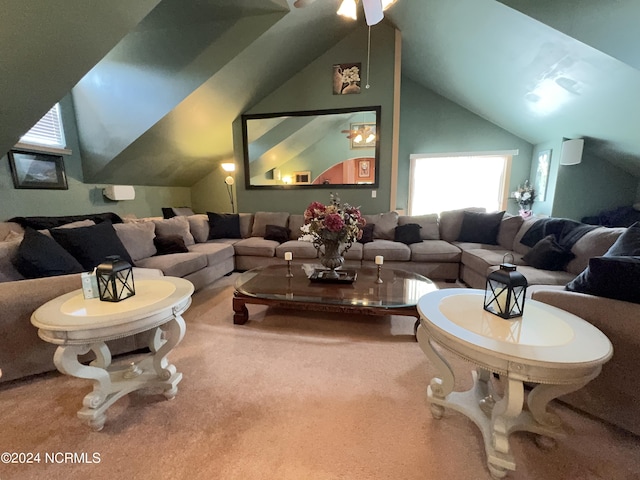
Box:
[293,171,311,184]
[358,159,371,178]
[332,63,361,95]
[7,149,68,190]
[534,149,551,202]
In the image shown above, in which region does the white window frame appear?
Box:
[15,103,71,155]
[408,150,516,215]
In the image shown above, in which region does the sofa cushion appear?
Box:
[49,221,133,270]
[605,221,640,256]
[0,236,25,282]
[394,223,422,245]
[8,212,123,230]
[497,214,524,250]
[566,256,640,304]
[362,240,411,261]
[343,241,363,260]
[461,249,526,277]
[410,240,462,263]
[512,217,540,255]
[233,237,279,257]
[399,214,439,240]
[13,227,84,278]
[251,212,289,237]
[136,252,207,278]
[358,223,375,244]
[207,212,241,240]
[154,235,189,255]
[162,207,195,219]
[239,213,254,238]
[113,221,157,262]
[494,264,575,286]
[457,211,504,245]
[566,226,625,275]
[368,212,398,240]
[152,216,195,246]
[288,214,306,240]
[275,240,319,259]
[264,224,291,244]
[522,235,575,271]
[187,214,210,243]
[439,207,486,242]
[188,242,235,265]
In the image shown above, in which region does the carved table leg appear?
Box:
[487,376,524,478]
[149,313,186,400]
[416,325,455,419]
[233,293,249,325]
[54,343,113,431]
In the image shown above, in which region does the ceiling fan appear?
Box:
[341,124,376,144]
[293,0,397,26]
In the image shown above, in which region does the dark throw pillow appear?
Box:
[605,221,640,256]
[49,221,134,270]
[162,207,195,219]
[566,256,640,304]
[522,235,575,271]
[394,223,422,245]
[358,223,375,244]
[264,224,291,244]
[207,212,241,239]
[12,227,84,278]
[154,235,189,255]
[457,211,505,245]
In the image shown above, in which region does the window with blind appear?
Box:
[16,103,69,154]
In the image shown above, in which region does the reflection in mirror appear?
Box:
[242,106,380,189]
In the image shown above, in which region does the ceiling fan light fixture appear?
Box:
[337,0,358,20]
[382,0,397,10]
[365,133,376,143]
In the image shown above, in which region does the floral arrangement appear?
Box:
[340,66,360,85]
[301,193,365,252]
[512,180,536,209]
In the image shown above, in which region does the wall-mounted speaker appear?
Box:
[560,138,584,166]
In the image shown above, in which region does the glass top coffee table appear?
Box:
[233,264,437,329]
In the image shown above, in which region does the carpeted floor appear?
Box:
[1,274,639,480]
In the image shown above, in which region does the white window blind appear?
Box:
[19,103,67,150]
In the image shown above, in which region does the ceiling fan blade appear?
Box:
[293,0,317,8]
[362,0,384,26]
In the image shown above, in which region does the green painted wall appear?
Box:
[0,95,191,221]
[397,77,533,214]
[191,23,396,215]
[551,145,637,221]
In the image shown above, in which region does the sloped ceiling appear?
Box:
[3,0,640,186]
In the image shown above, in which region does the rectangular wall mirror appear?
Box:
[241,106,381,189]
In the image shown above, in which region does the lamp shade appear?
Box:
[96,255,135,302]
[483,260,527,319]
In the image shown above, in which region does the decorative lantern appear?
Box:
[96,255,135,302]
[483,255,527,319]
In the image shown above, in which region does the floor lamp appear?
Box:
[224,176,235,213]
[221,163,236,213]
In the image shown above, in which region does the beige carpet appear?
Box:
[1,274,639,480]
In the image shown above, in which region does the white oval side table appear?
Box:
[417,288,613,479]
[31,277,194,431]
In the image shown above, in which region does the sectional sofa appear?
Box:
[1,208,638,436]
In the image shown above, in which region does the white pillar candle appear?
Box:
[284,252,293,261]
[375,255,384,265]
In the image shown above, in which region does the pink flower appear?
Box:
[324,213,345,232]
[304,201,326,221]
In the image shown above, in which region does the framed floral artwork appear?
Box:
[534,150,551,201]
[332,63,361,95]
[8,149,68,190]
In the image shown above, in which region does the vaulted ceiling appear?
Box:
[2,0,640,186]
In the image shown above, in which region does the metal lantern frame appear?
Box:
[483,254,528,319]
[96,255,135,302]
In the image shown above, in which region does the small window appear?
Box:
[17,103,69,154]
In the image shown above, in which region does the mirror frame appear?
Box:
[241,105,381,190]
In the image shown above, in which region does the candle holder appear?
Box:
[375,264,383,284]
[286,260,293,278]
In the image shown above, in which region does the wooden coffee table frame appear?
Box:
[233,265,436,328]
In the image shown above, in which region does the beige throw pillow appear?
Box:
[152,216,195,246]
[250,212,289,237]
[113,222,157,262]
